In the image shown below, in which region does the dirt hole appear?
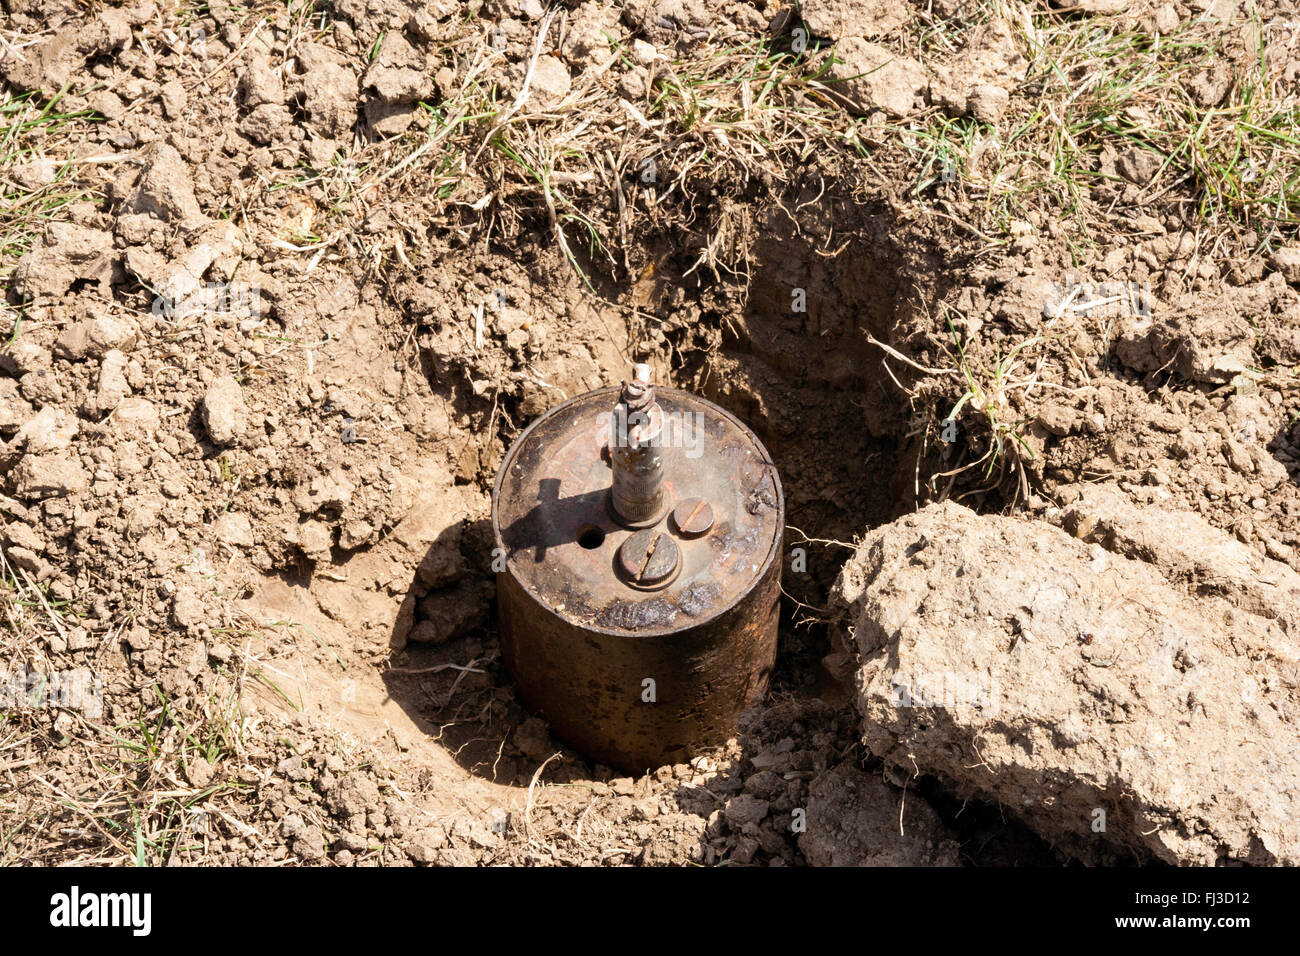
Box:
[386,196,959,835]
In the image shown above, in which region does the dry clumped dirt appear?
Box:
[0,0,1297,865]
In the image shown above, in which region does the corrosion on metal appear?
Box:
[492,383,784,773]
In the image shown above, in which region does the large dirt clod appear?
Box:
[799,0,909,39]
[832,500,1300,865]
[823,38,926,116]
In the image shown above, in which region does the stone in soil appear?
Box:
[201,375,248,446]
[823,38,925,117]
[832,500,1300,865]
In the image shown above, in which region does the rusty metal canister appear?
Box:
[492,377,783,773]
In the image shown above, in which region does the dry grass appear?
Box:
[0,539,242,865]
[236,9,879,296]
[249,0,1300,315]
[0,532,367,865]
[914,1,1300,253]
[0,89,102,276]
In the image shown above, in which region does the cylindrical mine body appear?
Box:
[492,385,783,773]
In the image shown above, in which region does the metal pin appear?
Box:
[610,365,667,527]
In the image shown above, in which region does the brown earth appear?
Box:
[0,0,1296,865]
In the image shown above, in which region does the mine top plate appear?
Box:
[492,386,784,638]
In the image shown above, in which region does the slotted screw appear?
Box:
[672,497,714,537]
[617,529,679,588]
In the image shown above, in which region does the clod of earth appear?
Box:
[201,375,248,446]
[832,498,1300,865]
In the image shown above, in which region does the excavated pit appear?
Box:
[388,199,931,752]
[373,202,1075,864]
